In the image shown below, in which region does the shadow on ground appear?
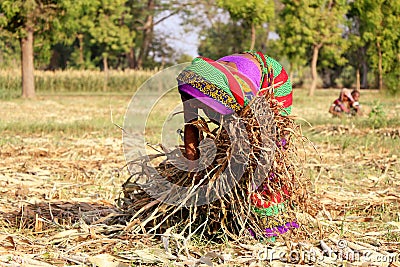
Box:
[0,200,124,231]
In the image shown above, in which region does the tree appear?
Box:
[198,21,250,58]
[124,0,198,69]
[0,31,20,68]
[57,0,99,69]
[217,0,274,50]
[197,18,276,60]
[352,0,400,91]
[346,3,368,90]
[277,1,308,84]
[0,0,70,98]
[278,0,348,96]
[87,0,132,73]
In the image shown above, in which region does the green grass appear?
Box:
[1,88,399,141]
[292,89,400,159]
[0,69,154,99]
[307,131,400,155]
[294,89,400,128]
[0,94,129,139]
[0,119,121,137]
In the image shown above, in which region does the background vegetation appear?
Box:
[0,0,399,98]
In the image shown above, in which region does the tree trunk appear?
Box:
[377,40,383,90]
[360,47,368,89]
[48,49,60,71]
[289,62,294,85]
[356,68,360,91]
[361,60,368,89]
[137,0,155,69]
[103,55,109,91]
[264,23,270,51]
[21,28,35,98]
[78,34,84,67]
[250,23,256,50]
[260,24,270,53]
[127,47,136,69]
[309,44,322,96]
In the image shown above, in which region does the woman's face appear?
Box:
[185,98,222,123]
[188,98,208,110]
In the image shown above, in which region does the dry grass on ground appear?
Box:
[0,90,399,266]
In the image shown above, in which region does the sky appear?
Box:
[154,11,281,59]
[154,14,199,57]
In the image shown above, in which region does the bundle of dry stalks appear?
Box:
[117,90,314,242]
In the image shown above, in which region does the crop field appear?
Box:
[0,86,399,266]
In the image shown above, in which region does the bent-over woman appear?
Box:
[176,51,293,161]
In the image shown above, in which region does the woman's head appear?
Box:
[180,91,222,123]
[340,88,354,102]
[351,90,360,102]
[180,91,212,110]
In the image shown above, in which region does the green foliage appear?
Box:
[198,21,249,58]
[0,0,86,72]
[0,33,20,68]
[216,0,275,50]
[277,0,349,69]
[368,101,387,129]
[88,0,132,56]
[0,0,189,72]
[217,0,274,25]
[352,0,400,91]
[335,65,356,88]
[0,0,70,38]
[0,0,399,89]
[0,69,154,99]
[198,19,274,59]
[383,34,400,95]
[384,71,400,96]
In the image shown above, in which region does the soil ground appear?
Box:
[1,90,399,266]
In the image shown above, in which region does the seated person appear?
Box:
[329,88,361,117]
[350,89,362,116]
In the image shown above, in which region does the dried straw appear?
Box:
[117,89,314,242]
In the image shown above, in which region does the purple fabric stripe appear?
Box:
[178,84,234,115]
[217,55,261,89]
[264,221,300,237]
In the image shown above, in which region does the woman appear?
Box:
[176,52,298,241]
[350,90,361,116]
[177,51,293,162]
[329,88,359,117]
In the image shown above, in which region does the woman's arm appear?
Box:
[182,98,200,161]
[329,104,342,117]
[184,123,200,160]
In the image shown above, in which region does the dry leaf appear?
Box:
[88,254,130,267]
[0,235,16,250]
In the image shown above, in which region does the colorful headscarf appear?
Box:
[339,88,354,102]
[177,51,293,115]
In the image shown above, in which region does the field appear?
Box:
[0,86,400,266]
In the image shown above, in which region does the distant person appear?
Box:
[350,90,362,116]
[329,88,361,117]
